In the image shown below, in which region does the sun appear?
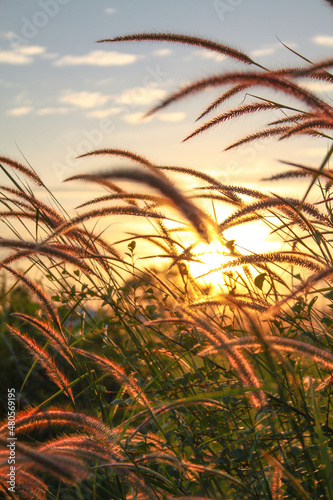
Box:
[188,239,232,287]
[188,220,281,288]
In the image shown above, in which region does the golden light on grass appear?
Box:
[2,17,333,497]
[189,220,281,287]
[223,220,281,255]
[189,239,231,286]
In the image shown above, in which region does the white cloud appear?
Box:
[152,49,172,57]
[250,47,276,57]
[7,106,33,116]
[121,111,185,124]
[0,45,46,64]
[116,87,167,106]
[122,113,153,124]
[0,50,32,65]
[194,50,226,61]
[250,41,298,59]
[37,107,69,115]
[54,50,139,67]
[86,107,123,118]
[105,7,116,14]
[15,90,31,106]
[313,35,333,46]
[19,46,46,55]
[158,112,186,122]
[59,91,110,109]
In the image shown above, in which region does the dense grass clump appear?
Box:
[1,10,333,500]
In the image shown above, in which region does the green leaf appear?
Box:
[96,384,108,393]
[128,240,136,251]
[307,296,318,314]
[111,399,128,406]
[324,289,333,300]
[321,316,333,327]
[309,379,333,498]
[254,273,266,290]
[314,230,322,245]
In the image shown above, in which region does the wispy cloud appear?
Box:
[14,90,31,106]
[152,49,172,57]
[54,50,140,67]
[122,113,153,124]
[37,107,69,116]
[158,112,186,122]
[0,45,46,65]
[250,47,276,57]
[59,91,110,109]
[193,50,226,61]
[250,41,298,59]
[0,50,33,64]
[6,106,33,116]
[116,87,167,106]
[5,90,33,116]
[312,35,333,46]
[122,111,186,124]
[86,107,123,119]
[18,46,46,55]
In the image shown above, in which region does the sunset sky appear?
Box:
[1,0,333,210]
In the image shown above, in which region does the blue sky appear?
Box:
[1,0,333,209]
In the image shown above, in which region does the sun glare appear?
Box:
[189,220,281,288]
[189,240,229,284]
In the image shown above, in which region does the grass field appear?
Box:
[0,18,333,500]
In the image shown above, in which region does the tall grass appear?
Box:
[1,10,333,499]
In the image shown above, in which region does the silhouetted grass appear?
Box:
[1,9,333,499]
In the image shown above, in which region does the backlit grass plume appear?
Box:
[1,6,333,498]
